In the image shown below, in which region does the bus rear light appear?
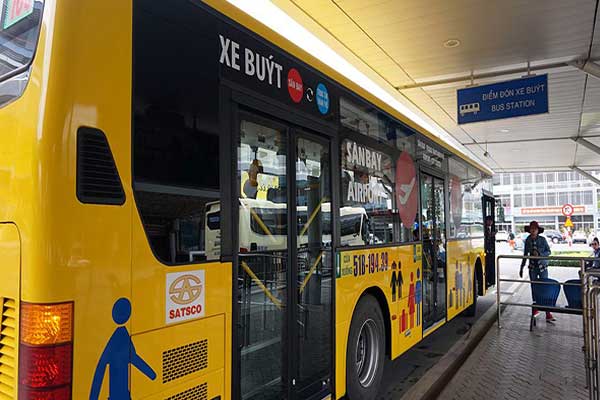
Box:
[18,385,71,400]
[19,343,72,388]
[20,303,73,345]
[19,302,73,399]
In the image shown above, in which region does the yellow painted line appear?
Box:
[299,251,323,294]
[241,260,283,309]
[299,197,327,237]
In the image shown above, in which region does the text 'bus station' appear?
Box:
[0,1,599,400]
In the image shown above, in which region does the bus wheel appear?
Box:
[464,270,478,317]
[346,294,384,400]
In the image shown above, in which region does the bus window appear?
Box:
[0,0,43,105]
[340,139,397,245]
[132,9,221,264]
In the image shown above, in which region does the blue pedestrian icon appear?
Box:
[90,298,156,400]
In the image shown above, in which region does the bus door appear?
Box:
[420,173,447,330]
[483,194,496,288]
[236,111,333,400]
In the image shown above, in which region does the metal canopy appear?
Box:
[272,0,600,173]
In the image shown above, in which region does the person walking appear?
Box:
[519,221,555,322]
[587,237,600,270]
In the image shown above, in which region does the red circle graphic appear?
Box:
[287,68,303,103]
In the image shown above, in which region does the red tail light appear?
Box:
[19,302,73,399]
[19,386,71,400]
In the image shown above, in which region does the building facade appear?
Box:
[493,171,600,234]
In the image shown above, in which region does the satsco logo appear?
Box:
[169,274,203,305]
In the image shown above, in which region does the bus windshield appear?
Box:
[0,0,43,79]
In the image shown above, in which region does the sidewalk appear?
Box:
[438,282,588,400]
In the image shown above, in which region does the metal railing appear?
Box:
[496,254,600,399]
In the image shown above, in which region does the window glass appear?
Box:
[572,191,582,205]
[535,193,545,206]
[502,174,511,185]
[546,172,555,183]
[0,0,43,79]
[558,172,569,182]
[524,194,533,207]
[547,192,557,206]
[341,139,400,245]
[523,174,532,184]
[493,175,500,185]
[584,190,593,205]
[513,194,522,208]
[513,174,522,184]
[133,0,220,264]
[448,158,483,238]
[416,138,445,171]
[535,173,544,184]
[559,192,569,205]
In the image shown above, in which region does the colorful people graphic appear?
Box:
[400,309,407,333]
[467,265,473,302]
[460,264,465,307]
[408,272,416,328]
[390,261,403,302]
[90,298,156,400]
[415,268,422,326]
[454,262,460,309]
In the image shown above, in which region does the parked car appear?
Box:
[588,231,600,244]
[515,232,529,250]
[544,229,564,244]
[573,231,588,244]
[496,230,509,242]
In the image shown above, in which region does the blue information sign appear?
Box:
[457,74,548,124]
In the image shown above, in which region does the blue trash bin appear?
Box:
[563,279,582,309]
[531,278,560,308]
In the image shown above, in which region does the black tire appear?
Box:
[463,269,478,317]
[346,294,385,400]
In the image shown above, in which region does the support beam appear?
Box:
[571,166,600,186]
[396,59,589,90]
[572,137,600,155]
[569,59,600,80]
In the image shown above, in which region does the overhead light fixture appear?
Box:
[443,39,461,48]
[499,129,510,133]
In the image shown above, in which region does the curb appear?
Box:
[399,286,519,400]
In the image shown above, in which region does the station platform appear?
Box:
[439,282,588,400]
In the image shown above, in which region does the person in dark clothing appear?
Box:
[587,237,600,270]
[519,221,555,322]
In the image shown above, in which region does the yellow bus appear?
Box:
[0,1,495,399]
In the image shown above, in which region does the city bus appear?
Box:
[0,0,494,399]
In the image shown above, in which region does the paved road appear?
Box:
[439,281,587,400]
[376,241,590,399]
[377,241,585,399]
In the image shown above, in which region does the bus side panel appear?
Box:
[446,240,473,320]
[30,0,135,398]
[335,245,422,399]
[446,238,485,321]
[130,212,232,400]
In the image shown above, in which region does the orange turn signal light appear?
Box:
[20,302,73,345]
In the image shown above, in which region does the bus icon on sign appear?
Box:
[459,102,480,116]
